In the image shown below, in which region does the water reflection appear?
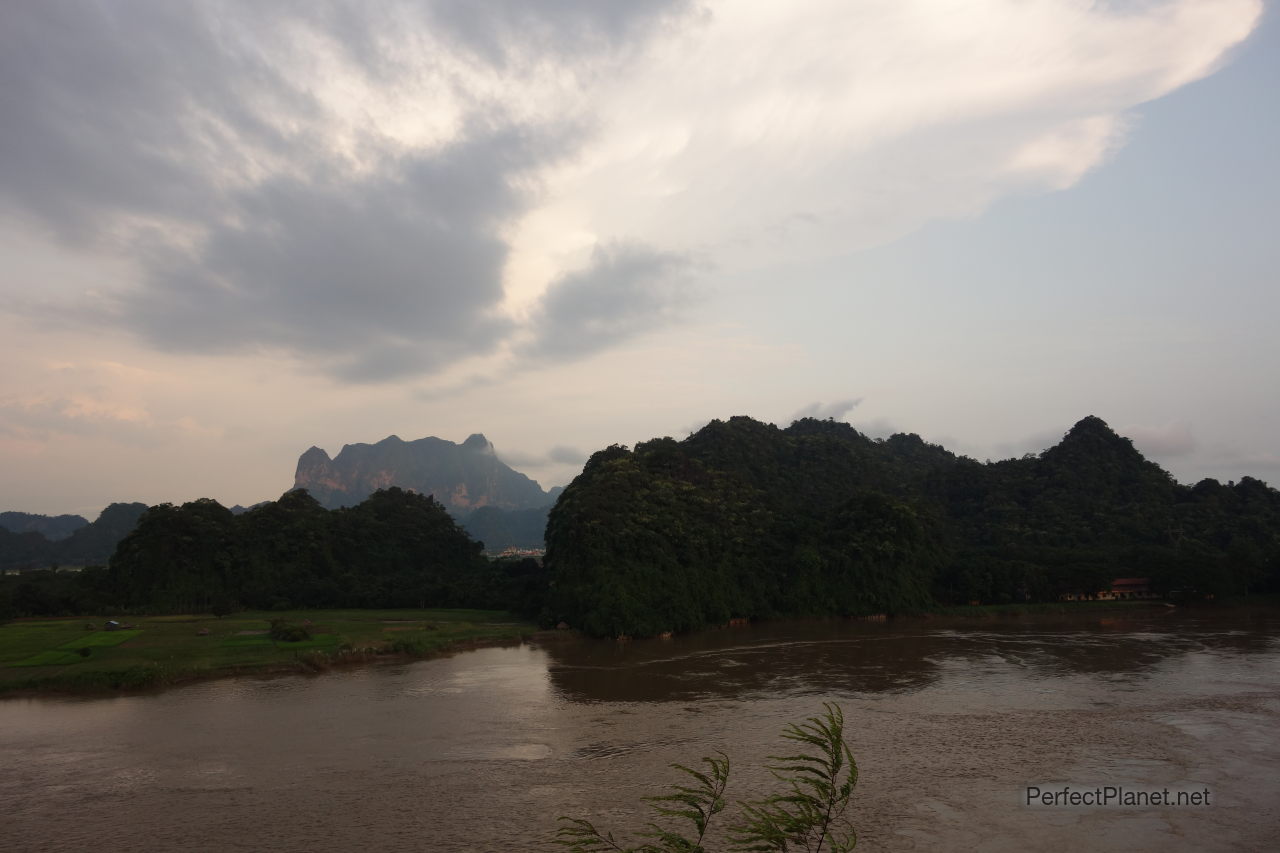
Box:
[542,609,1280,703]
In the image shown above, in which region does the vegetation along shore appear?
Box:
[0,608,533,697]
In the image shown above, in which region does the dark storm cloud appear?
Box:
[121,126,556,380]
[0,2,320,240]
[0,1,691,381]
[520,243,694,362]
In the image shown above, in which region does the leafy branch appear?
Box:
[554,704,857,852]
[731,703,857,852]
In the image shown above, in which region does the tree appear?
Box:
[210,594,236,619]
[555,703,857,852]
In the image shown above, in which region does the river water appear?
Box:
[2,608,1278,852]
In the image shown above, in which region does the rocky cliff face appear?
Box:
[292,433,553,516]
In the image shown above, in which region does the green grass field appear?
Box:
[0,609,533,695]
[61,630,144,649]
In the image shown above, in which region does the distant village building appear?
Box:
[1061,577,1160,602]
[1101,578,1160,600]
[495,547,545,559]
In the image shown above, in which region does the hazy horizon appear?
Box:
[0,409,1265,521]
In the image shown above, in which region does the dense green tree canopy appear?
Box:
[545,416,1280,636]
[100,487,500,614]
[546,418,950,636]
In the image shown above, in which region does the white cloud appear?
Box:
[0,0,1260,384]
[516,0,1262,278]
[500,444,587,471]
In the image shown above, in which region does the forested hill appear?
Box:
[0,511,89,541]
[1,489,545,619]
[104,488,513,613]
[0,503,147,572]
[545,415,1280,637]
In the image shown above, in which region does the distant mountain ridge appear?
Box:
[0,511,89,542]
[293,433,554,517]
[0,503,148,571]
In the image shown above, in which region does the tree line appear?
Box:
[0,488,548,620]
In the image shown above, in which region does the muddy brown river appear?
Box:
[2,608,1278,851]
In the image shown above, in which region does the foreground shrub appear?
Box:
[556,703,857,852]
[268,619,311,643]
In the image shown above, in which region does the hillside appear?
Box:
[0,511,88,541]
[545,416,1280,636]
[0,503,148,572]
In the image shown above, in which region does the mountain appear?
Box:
[462,506,551,552]
[0,502,148,571]
[546,416,954,636]
[0,527,55,571]
[293,433,554,516]
[545,415,1280,636]
[56,503,149,566]
[0,511,89,541]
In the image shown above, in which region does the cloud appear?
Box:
[1123,422,1198,458]
[519,243,695,362]
[118,127,550,381]
[499,444,587,470]
[0,2,693,242]
[527,0,1262,272]
[0,358,221,447]
[1201,449,1280,487]
[548,445,587,465]
[0,3,319,241]
[852,418,902,441]
[0,394,210,448]
[418,0,695,62]
[0,1,692,382]
[993,429,1065,460]
[791,398,863,423]
[0,0,1262,384]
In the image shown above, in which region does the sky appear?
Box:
[1,0,1277,518]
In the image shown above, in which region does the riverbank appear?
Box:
[918,594,1280,618]
[919,599,1172,617]
[0,608,535,697]
[7,598,1269,696]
